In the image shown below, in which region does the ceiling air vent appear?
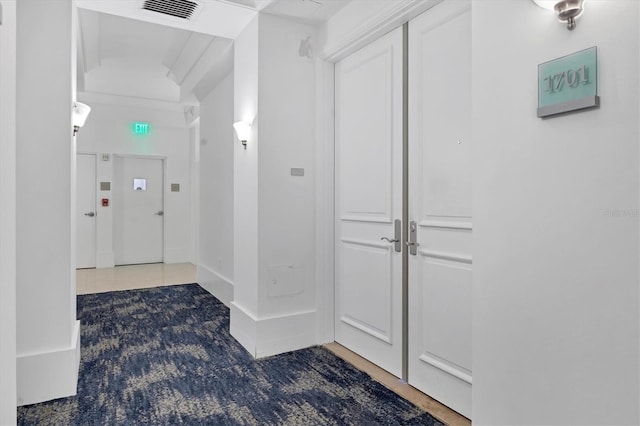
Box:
[142,0,198,20]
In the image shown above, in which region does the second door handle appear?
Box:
[383,219,402,252]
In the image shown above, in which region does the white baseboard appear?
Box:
[197,264,234,306]
[230,302,317,358]
[96,251,114,268]
[17,320,81,406]
[164,247,191,264]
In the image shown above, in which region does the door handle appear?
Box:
[155,211,164,216]
[84,212,95,217]
[380,219,402,252]
[408,221,418,255]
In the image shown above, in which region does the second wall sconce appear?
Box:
[533,0,585,31]
[72,102,91,136]
[233,121,251,150]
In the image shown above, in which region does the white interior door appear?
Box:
[114,156,164,266]
[335,27,403,378]
[408,0,472,418]
[76,153,97,269]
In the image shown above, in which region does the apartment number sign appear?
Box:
[537,46,599,118]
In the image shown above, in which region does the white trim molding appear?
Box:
[230,302,317,359]
[197,263,234,306]
[96,251,115,268]
[419,352,472,385]
[314,57,336,345]
[16,321,81,406]
[319,0,443,62]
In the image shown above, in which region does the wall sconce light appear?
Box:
[72,102,91,136]
[233,121,251,150]
[533,0,585,31]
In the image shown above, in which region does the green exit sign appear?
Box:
[132,122,150,135]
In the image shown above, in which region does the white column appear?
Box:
[231,14,318,358]
[0,0,17,421]
[15,0,80,406]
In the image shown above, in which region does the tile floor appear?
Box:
[76,263,470,426]
[76,262,196,295]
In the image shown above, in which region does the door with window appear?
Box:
[76,153,97,269]
[334,27,404,378]
[114,156,164,265]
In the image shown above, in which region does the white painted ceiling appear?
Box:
[76,0,350,105]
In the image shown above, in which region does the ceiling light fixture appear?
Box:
[533,0,585,31]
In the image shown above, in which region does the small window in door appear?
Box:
[133,178,147,191]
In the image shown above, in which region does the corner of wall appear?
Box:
[197,264,234,306]
[16,320,80,406]
[230,302,317,359]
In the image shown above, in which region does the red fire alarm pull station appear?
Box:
[102,198,109,207]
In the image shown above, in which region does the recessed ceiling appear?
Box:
[77,9,233,104]
[76,0,351,105]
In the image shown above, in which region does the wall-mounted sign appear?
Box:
[538,46,599,118]
[132,122,150,135]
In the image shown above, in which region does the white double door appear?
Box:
[335,0,472,418]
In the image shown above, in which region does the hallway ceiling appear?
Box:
[76,0,350,105]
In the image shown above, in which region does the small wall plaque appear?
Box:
[100,182,111,191]
[538,46,599,118]
[291,168,305,177]
[171,183,180,192]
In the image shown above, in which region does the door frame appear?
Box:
[76,152,98,268]
[314,0,444,346]
[112,153,167,264]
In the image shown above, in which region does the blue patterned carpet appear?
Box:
[18,284,444,425]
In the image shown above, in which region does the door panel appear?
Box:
[114,156,164,265]
[335,27,403,377]
[408,0,472,418]
[340,240,393,343]
[76,153,96,269]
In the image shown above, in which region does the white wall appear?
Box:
[232,15,260,317]
[16,0,80,405]
[0,0,17,422]
[230,14,318,357]
[198,72,235,304]
[76,94,192,266]
[257,13,316,318]
[472,1,639,424]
